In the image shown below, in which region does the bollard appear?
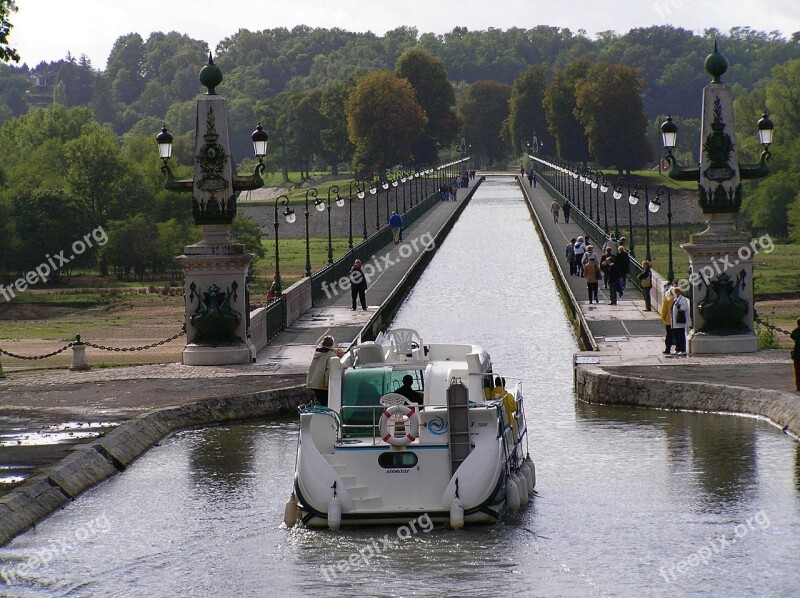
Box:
[69,334,90,371]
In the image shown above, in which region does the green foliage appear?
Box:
[461,81,512,166]
[507,64,550,156]
[346,70,427,171]
[544,60,591,163]
[575,62,653,172]
[396,48,460,163]
[230,215,266,260]
[0,0,18,63]
[756,318,781,349]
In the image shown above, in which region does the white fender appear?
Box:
[525,455,536,490]
[505,476,521,511]
[283,492,299,527]
[449,498,465,529]
[519,461,534,494]
[513,472,529,506]
[328,497,342,530]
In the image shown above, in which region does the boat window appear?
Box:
[341,367,391,428]
[378,451,418,469]
[388,369,424,395]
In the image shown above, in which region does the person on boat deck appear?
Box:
[306,336,343,405]
[394,374,423,404]
[492,376,517,428]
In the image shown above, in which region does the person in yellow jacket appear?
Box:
[491,376,517,429]
[660,283,678,355]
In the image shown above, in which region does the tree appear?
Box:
[460,80,512,166]
[396,48,460,164]
[106,33,146,105]
[319,80,355,174]
[346,70,427,171]
[9,189,93,282]
[63,123,127,222]
[230,215,265,259]
[574,62,652,172]
[295,89,324,177]
[506,64,551,156]
[543,59,591,163]
[0,0,18,63]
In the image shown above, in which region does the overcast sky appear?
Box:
[10,0,800,70]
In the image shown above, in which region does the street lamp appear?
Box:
[629,180,651,262]
[651,185,674,282]
[272,195,294,295]
[303,188,317,277]
[322,185,343,265]
[611,178,625,249]
[599,172,610,233]
[369,178,379,230]
[623,180,636,257]
[381,175,391,229]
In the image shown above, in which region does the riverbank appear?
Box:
[518,175,800,439]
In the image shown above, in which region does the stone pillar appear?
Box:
[176,74,256,366]
[683,80,757,353]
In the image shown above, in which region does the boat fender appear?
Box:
[525,455,536,490]
[519,461,534,494]
[378,404,420,447]
[505,476,521,511]
[328,497,342,530]
[513,472,529,506]
[283,492,300,527]
[450,498,465,529]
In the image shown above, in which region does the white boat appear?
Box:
[286,329,535,529]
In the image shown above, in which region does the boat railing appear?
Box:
[340,404,381,444]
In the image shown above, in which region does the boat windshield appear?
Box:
[341,367,424,430]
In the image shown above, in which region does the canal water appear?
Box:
[1,179,798,597]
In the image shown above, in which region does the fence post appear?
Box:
[69,335,90,371]
[0,355,5,379]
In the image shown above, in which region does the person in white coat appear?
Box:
[670,287,691,355]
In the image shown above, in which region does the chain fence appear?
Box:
[0,325,186,361]
[754,313,792,336]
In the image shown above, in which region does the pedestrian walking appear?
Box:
[532,174,537,188]
[306,335,343,405]
[600,247,613,288]
[527,171,534,187]
[615,245,631,293]
[582,245,599,270]
[605,257,621,304]
[671,287,691,355]
[661,282,678,355]
[584,257,602,304]
[791,317,800,391]
[349,259,368,311]
[566,237,577,276]
[550,200,560,223]
[389,210,403,244]
[562,201,571,223]
[573,236,587,276]
[638,260,654,311]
